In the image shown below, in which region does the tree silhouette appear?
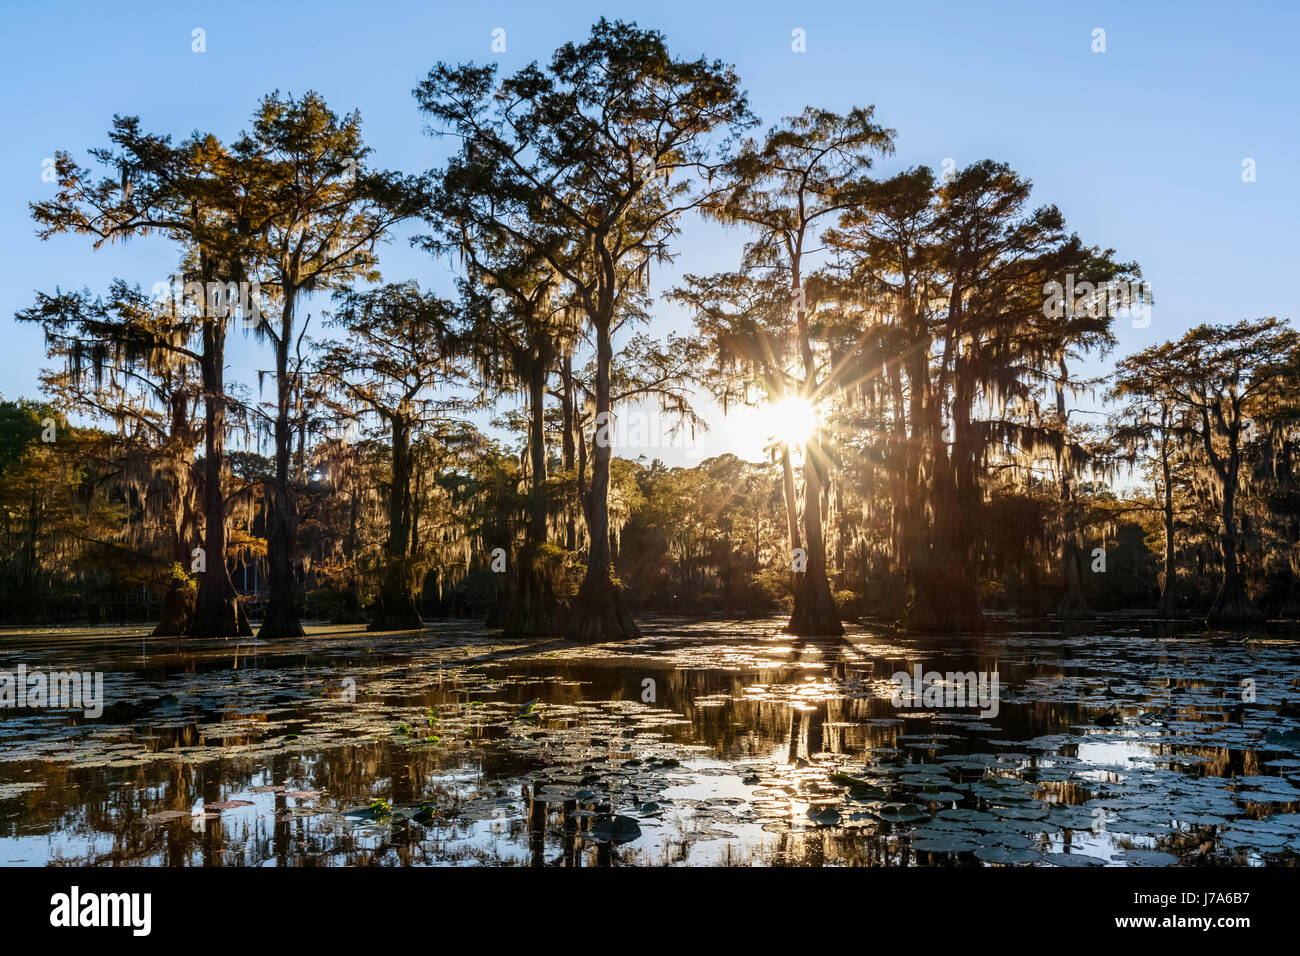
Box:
[1121,318,1299,625]
[416,18,752,641]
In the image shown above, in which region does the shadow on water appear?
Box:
[1,615,1299,866]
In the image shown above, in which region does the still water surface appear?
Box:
[1,617,1298,866]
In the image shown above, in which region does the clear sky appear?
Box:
[2,0,1296,465]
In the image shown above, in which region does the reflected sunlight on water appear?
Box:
[1,616,1298,866]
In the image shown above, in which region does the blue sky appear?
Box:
[2,0,1297,464]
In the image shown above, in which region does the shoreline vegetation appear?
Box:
[3,20,1298,640]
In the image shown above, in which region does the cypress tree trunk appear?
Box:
[1155,422,1183,618]
[561,354,578,552]
[893,353,927,624]
[260,291,306,639]
[787,440,843,635]
[369,415,423,631]
[567,314,640,642]
[1201,403,1261,626]
[154,391,197,636]
[1058,538,1090,620]
[781,443,801,597]
[153,539,195,637]
[1056,371,1091,620]
[785,270,841,637]
[153,581,194,636]
[190,316,251,638]
[503,352,560,638]
[370,563,422,631]
[907,396,981,633]
[331,492,367,624]
[1207,488,1262,626]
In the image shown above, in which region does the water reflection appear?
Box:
[0,618,1298,866]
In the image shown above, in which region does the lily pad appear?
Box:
[590,815,642,843]
[1115,849,1178,866]
[1044,852,1105,867]
[806,806,842,827]
[975,846,1043,865]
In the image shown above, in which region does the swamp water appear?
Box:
[1,617,1299,866]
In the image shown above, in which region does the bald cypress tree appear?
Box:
[27,124,254,636]
[318,282,460,631]
[1120,318,1299,626]
[233,92,429,639]
[416,19,752,641]
[704,108,894,635]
